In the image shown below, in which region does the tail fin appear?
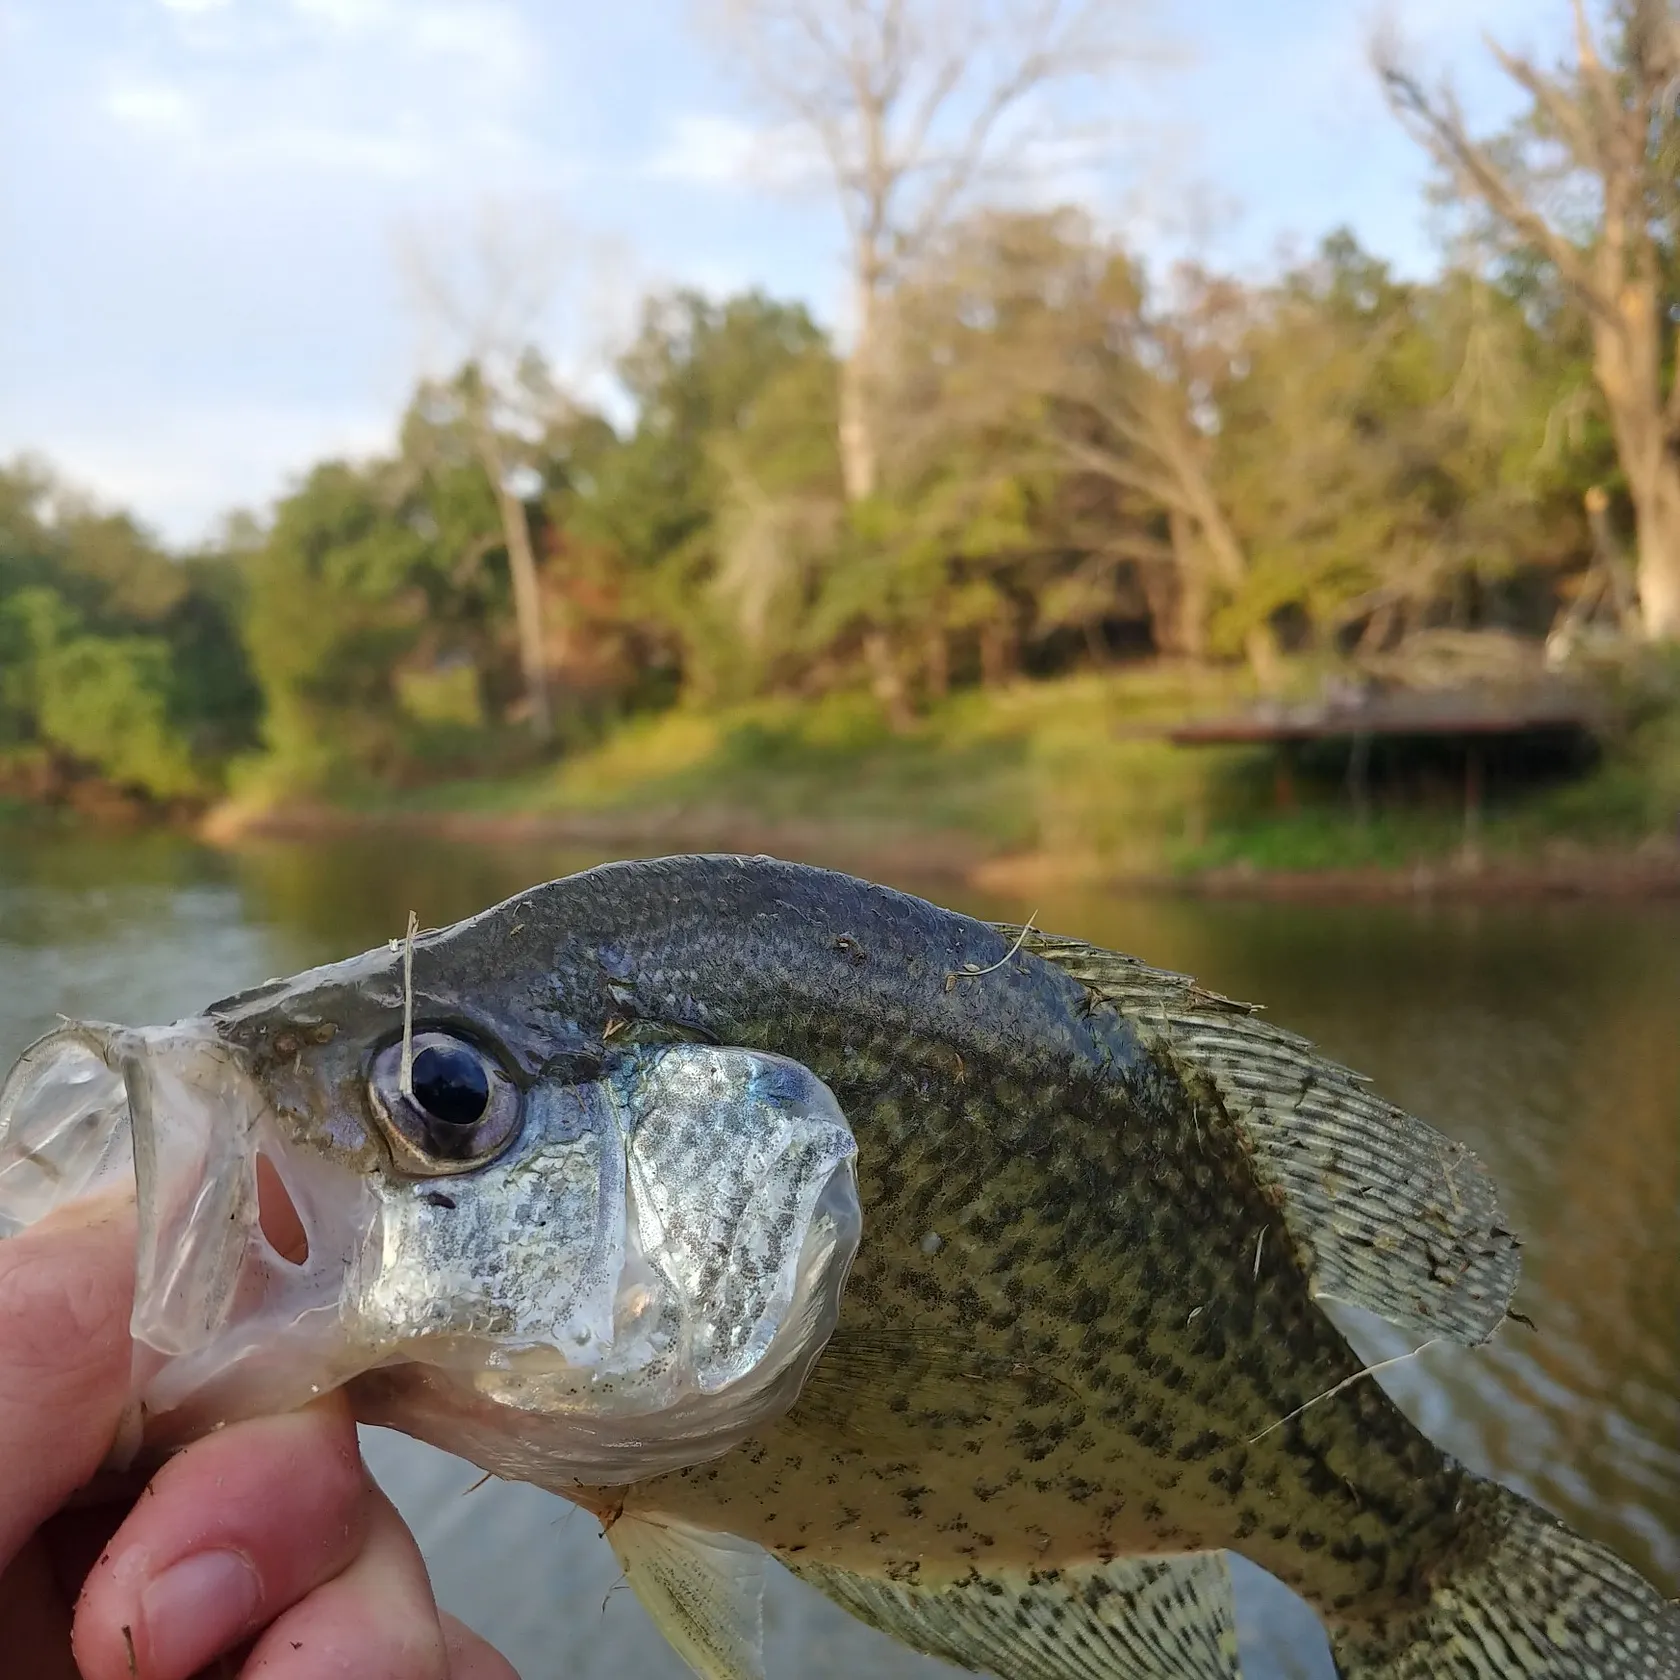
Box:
[1330,1484,1679,1679]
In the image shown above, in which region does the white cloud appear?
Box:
[643,113,826,193]
[283,0,535,90]
[98,0,550,188]
[103,79,197,135]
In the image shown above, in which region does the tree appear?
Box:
[1379,0,1680,640]
[699,0,1149,505]
[0,460,259,801]
[885,208,1284,680]
[399,208,589,738]
[567,290,841,701]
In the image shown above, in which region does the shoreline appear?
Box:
[200,801,1680,903]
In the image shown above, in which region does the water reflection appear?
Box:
[1,828,1674,1678]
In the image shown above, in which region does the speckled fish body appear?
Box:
[7,856,1676,1680]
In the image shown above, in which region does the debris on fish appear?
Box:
[1,856,1674,1680]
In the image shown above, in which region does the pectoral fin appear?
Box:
[607,1513,765,1680]
[797,1549,1242,1680]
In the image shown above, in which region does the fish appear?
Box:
[1,854,1675,1680]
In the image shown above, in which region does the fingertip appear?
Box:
[73,1404,373,1680]
[441,1613,523,1680]
[238,1492,450,1680]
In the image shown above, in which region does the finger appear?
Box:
[0,1197,135,1570]
[236,1489,451,1679]
[73,1396,368,1680]
[442,1613,523,1680]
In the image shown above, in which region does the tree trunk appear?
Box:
[1180,470,1282,688]
[923,626,950,700]
[474,425,552,740]
[1624,460,1680,640]
[839,280,881,503]
[979,617,1016,689]
[863,628,914,731]
[1166,510,1208,662]
[1592,301,1680,641]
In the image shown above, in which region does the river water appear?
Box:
[1,827,1675,1679]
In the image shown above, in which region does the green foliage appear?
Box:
[5,202,1671,849]
[0,462,260,802]
[36,634,201,798]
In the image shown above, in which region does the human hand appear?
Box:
[0,1198,520,1678]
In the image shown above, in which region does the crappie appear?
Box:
[1,855,1675,1680]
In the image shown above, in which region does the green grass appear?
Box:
[236,662,1680,881]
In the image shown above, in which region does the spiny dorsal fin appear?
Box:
[607,1514,765,1680]
[797,1550,1241,1680]
[1005,927,1521,1347]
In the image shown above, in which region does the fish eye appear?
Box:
[411,1043,489,1127]
[368,1032,521,1173]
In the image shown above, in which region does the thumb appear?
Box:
[0,1196,135,1571]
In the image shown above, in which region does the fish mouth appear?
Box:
[0,1020,382,1456]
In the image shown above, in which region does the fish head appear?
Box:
[0,927,861,1486]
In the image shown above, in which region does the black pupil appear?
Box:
[410,1044,490,1128]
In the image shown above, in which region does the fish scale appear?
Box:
[611,1007,1470,1624]
[12,855,1671,1680]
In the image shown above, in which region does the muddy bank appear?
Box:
[200,800,990,884]
[203,800,1680,902]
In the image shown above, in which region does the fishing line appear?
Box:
[400,909,418,1099]
[1248,1338,1443,1443]
[946,912,1039,989]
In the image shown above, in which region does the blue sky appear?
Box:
[0,0,1563,544]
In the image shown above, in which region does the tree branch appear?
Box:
[1378,61,1607,318]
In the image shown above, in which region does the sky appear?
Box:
[0,0,1568,545]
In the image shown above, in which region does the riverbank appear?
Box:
[203,797,1680,900]
[197,669,1680,900]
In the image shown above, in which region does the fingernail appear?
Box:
[140,1549,261,1677]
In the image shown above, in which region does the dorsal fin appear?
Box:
[1005,927,1521,1347]
[797,1549,1241,1680]
[607,1513,765,1679]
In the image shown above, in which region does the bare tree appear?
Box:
[1047,266,1283,684]
[1379,0,1680,641]
[700,0,1152,505]
[397,204,583,739]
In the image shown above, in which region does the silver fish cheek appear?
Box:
[342,1045,861,1485]
[349,1081,630,1364]
[616,1045,861,1396]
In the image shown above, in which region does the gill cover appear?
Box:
[0,1023,860,1483]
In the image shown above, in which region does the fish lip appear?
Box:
[0,1017,383,1443]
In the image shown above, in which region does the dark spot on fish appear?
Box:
[1297,1528,1325,1551]
[832,935,867,964]
[1176,1429,1221,1462]
[421,1191,456,1210]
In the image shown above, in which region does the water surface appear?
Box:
[1,828,1674,1679]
